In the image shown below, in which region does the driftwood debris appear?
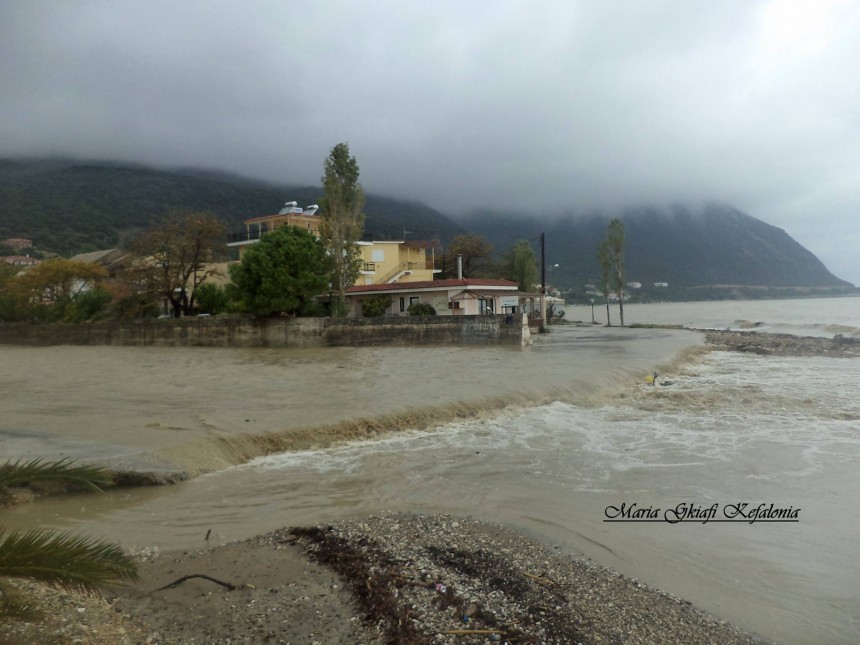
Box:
[155,574,239,592]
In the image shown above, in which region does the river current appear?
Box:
[3,296,858,644]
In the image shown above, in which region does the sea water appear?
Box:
[199,297,860,643]
[577,295,860,338]
[228,346,860,644]
[3,297,858,643]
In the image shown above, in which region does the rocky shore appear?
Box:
[700,328,860,357]
[0,514,769,645]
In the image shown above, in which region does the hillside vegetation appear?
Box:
[0,159,463,255]
[460,204,851,290]
[1,158,850,293]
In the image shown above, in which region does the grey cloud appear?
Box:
[1,0,858,282]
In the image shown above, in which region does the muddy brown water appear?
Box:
[3,324,855,643]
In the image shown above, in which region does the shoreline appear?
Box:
[697,328,860,357]
[0,513,771,645]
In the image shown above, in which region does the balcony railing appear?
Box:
[227,229,266,244]
[378,261,434,283]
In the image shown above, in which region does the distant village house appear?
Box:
[2,255,40,267]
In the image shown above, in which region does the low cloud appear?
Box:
[1,0,858,281]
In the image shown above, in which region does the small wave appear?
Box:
[736,320,765,329]
[824,324,860,338]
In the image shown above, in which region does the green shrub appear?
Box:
[112,293,161,319]
[64,288,113,322]
[194,283,229,315]
[407,302,436,316]
[362,295,392,317]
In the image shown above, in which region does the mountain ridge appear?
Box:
[458,204,852,289]
[0,158,851,291]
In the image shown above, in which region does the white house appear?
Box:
[345,278,536,317]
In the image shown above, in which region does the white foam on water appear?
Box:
[610,296,860,338]
[242,349,859,493]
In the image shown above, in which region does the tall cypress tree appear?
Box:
[318,143,365,317]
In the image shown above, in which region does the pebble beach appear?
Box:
[0,513,769,645]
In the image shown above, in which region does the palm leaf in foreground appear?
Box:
[0,458,112,493]
[0,582,40,619]
[0,529,139,595]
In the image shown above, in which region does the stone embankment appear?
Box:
[0,314,525,348]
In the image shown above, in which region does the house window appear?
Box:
[399,297,405,312]
[372,250,385,262]
[409,296,419,307]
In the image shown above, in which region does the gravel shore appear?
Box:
[699,328,860,357]
[1,513,770,645]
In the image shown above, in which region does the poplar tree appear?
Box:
[607,218,626,327]
[319,143,365,317]
[503,240,538,292]
[596,239,612,326]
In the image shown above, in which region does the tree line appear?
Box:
[0,143,551,323]
[0,145,354,321]
[7,144,623,323]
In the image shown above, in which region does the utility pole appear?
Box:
[540,232,547,330]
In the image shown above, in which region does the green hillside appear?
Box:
[0,159,464,255]
[1,158,849,294]
[459,204,852,291]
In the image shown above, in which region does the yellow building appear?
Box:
[355,239,440,285]
[227,201,321,258]
[227,201,441,285]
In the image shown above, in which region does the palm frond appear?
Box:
[0,458,112,493]
[0,582,41,619]
[0,529,139,595]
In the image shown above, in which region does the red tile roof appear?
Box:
[346,278,517,294]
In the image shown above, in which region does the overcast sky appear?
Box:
[2,1,858,283]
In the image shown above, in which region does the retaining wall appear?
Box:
[0,314,524,348]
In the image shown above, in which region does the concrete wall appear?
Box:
[0,314,525,348]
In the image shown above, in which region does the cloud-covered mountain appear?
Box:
[0,159,850,291]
